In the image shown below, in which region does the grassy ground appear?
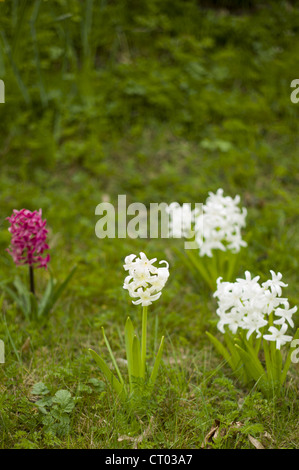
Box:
[0,0,298,449]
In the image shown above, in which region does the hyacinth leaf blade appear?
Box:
[131,335,142,380]
[254,329,264,355]
[263,312,282,385]
[275,349,283,384]
[223,251,239,283]
[262,337,273,383]
[2,314,21,364]
[1,266,76,320]
[259,338,281,395]
[206,331,236,371]
[149,335,165,386]
[280,327,299,385]
[236,332,267,385]
[101,327,125,387]
[13,276,31,318]
[1,282,28,317]
[88,348,126,400]
[124,316,135,388]
[38,266,77,318]
[184,250,215,289]
[223,333,248,383]
[37,275,54,318]
[141,306,148,379]
[267,312,277,370]
[173,247,201,283]
[234,344,268,392]
[238,331,260,360]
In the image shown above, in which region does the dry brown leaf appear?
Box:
[248,435,264,449]
[202,420,245,448]
[21,337,31,354]
[118,416,155,449]
[202,419,221,447]
[263,431,273,442]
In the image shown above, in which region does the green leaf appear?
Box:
[101,327,124,386]
[88,348,125,399]
[38,266,77,318]
[149,335,164,386]
[206,331,235,370]
[131,335,142,380]
[31,382,50,396]
[12,277,31,317]
[42,415,55,426]
[35,396,53,414]
[52,390,75,413]
[37,276,54,317]
[0,293,4,311]
[1,284,25,313]
[185,250,214,289]
[235,344,266,387]
[124,316,135,386]
[223,333,247,383]
[262,337,273,382]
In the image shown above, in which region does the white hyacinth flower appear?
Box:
[263,324,293,350]
[167,188,247,258]
[196,188,247,257]
[273,302,297,328]
[262,270,288,297]
[213,270,297,350]
[123,252,169,306]
[166,202,194,239]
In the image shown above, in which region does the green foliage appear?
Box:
[1,266,76,321]
[32,383,76,437]
[207,327,299,397]
[89,310,165,403]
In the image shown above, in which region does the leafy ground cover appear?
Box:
[0,0,298,449]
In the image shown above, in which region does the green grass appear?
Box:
[0,0,298,449]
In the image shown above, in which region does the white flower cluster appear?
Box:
[195,188,247,257]
[167,189,247,257]
[166,202,194,239]
[214,270,297,350]
[123,252,169,307]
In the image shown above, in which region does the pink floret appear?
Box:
[7,208,50,269]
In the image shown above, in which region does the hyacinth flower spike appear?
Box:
[7,208,50,295]
[5,208,76,320]
[89,252,169,400]
[206,270,299,397]
[168,189,247,290]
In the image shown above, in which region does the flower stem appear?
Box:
[141,305,148,379]
[29,265,35,296]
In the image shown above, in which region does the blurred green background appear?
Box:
[0,0,298,291]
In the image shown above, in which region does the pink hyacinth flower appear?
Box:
[6,208,50,269]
